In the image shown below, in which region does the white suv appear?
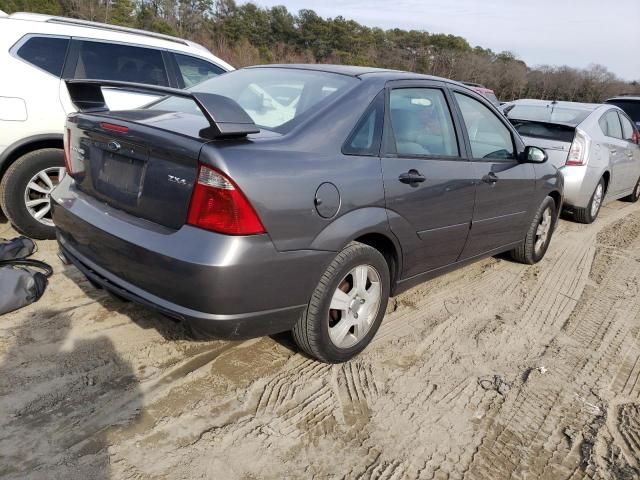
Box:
[0,10,233,238]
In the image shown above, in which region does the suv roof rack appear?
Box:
[8,12,189,46]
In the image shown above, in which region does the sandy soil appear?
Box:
[3,199,640,479]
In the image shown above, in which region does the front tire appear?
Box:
[511,196,556,264]
[573,178,605,224]
[292,241,390,363]
[0,149,65,239]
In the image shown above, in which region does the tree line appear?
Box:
[2,0,638,102]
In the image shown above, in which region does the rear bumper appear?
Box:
[559,165,602,209]
[51,177,333,338]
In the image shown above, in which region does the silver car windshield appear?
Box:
[149,68,358,133]
[506,104,591,126]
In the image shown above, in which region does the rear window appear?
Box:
[505,104,591,127]
[607,100,640,127]
[74,40,168,86]
[16,36,69,77]
[509,120,575,142]
[151,68,358,133]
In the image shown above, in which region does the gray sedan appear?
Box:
[504,99,640,223]
[53,65,562,363]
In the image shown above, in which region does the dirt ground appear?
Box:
[3,199,640,480]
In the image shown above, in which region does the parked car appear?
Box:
[461,82,500,107]
[0,12,233,239]
[503,99,640,223]
[52,65,561,363]
[606,95,640,129]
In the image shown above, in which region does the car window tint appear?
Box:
[455,92,514,160]
[16,36,69,77]
[600,110,623,139]
[74,41,168,86]
[389,88,459,157]
[343,92,384,156]
[619,113,635,142]
[174,53,225,88]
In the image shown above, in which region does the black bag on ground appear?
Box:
[0,260,52,315]
[0,236,36,261]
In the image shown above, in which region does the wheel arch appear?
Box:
[309,207,403,288]
[602,170,610,193]
[0,134,64,178]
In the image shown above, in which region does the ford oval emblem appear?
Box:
[107,141,121,152]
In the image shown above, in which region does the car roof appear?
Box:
[607,96,640,102]
[508,98,603,111]
[247,63,468,86]
[2,11,234,70]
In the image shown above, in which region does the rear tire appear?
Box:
[573,178,605,224]
[292,241,390,363]
[623,176,640,202]
[511,196,556,265]
[0,149,65,239]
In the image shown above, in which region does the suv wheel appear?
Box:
[0,149,65,239]
[574,178,605,224]
[510,196,556,264]
[292,241,390,363]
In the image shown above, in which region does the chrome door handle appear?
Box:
[627,152,634,158]
[482,172,498,184]
[610,149,617,154]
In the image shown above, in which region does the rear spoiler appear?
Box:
[65,79,259,139]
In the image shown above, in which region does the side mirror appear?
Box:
[522,146,548,163]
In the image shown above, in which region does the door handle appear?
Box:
[482,172,499,184]
[610,149,617,155]
[399,169,426,186]
[627,152,634,158]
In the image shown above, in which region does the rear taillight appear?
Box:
[566,130,589,166]
[633,130,640,145]
[187,165,265,235]
[63,128,72,174]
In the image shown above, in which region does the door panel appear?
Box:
[451,91,536,259]
[461,160,535,258]
[382,86,475,278]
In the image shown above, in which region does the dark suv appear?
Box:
[606,95,640,129]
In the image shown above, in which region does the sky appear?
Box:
[246,0,640,81]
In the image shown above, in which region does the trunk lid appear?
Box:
[66,109,210,229]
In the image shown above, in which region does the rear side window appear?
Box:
[16,36,69,77]
[454,92,514,160]
[343,92,384,156]
[599,110,623,139]
[389,88,459,157]
[619,113,636,142]
[74,41,168,86]
[174,53,225,88]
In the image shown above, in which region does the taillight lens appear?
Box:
[566,130,589,166]
[63,127,72,174]
[187,165,265,235]
[633,130,640,145]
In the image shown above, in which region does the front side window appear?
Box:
[455,92,514,160]
[74,41,168,86]
[619,113,635,142]
[389,88,459,157]
[174,53,225,88]
[600,110,623,139]
[16,36,69,77]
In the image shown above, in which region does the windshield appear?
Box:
[505,104,591,126]
[149,68,358,133]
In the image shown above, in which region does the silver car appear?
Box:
[503,99,640,223]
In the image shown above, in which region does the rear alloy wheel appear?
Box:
[510,195,556,264]
[0,149,65,239]
[292,241,390,363]
[574,178,605,224]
